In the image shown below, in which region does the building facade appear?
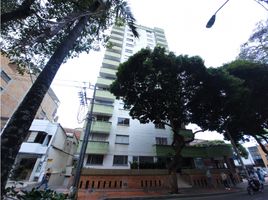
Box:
[78,25,171,170]
[11,120,78,187]
[0,55,59,130]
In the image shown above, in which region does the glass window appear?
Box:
[115,135,129,144]
[125,49,133,54]
[117,118,130,126]
[126,38,133,42]
[113,155,128,165]
[86,154,103,165]
[126,43,133,47]
[155,137,167,145]
[1,70,11,83]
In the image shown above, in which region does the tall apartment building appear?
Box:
[0,55,59,129]
[79,25,172,169]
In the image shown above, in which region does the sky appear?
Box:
[51,0,268,141]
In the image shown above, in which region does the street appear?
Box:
[166,189,268,200]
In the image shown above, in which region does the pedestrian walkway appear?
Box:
[9,177,268,200]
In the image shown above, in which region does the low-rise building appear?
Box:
[11,120,78,187]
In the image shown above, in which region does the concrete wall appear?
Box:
[0,55,59,129]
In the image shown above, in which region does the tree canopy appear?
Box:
[1,0,139,195]
[1,0,138,74]
[238,19,268,64]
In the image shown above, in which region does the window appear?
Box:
[155,124,165,129]
[126,43,133,48]
[155,137,167,145]
[125,49,133,54]
[1,70,11,83]
[113,155,128,165]
[127,33,133,37]
[0,87,3,92]
[117,118,130,126]
[34,131,47,144]
[86,154,103,165]
[115,135,129,144]
[96,115,110,122]
[126,38,133,42]
[147,39,153,43]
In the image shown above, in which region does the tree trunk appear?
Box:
[253,135,268,154]
[1,16,88,196]
[167,131,185,193]
[1,0,35,24]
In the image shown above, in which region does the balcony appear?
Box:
[99,67,117,78]
[96,77,114,88]
[91,121,112,134]
[104,51,121,59]
[91,103,114,116]
[102,59,120,69]
[77,141,109,154]
[154,144,233,158]
[19,142,48,155]
[95,90,115,102]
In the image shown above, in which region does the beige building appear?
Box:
[1,55,59,129]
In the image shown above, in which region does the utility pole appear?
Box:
[70,85,96,199]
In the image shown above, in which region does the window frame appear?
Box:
[113,155,128,166]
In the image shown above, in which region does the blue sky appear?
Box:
[51,0,267,141]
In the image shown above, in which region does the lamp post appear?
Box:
[70,84,97,199]
[206,0,230,28]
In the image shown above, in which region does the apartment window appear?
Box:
[1,70,11,83]
[34,132,47,144]
[0,87,3,92]
[126,43,133,48]
[86,154,104,165]
[125,49,133,54]
[115,135,129,144]
[155,137,167,145]
[147,39,153,43]
[155,124,165,129]
[117,118,130,126]
[96,115,110,122]
[126,38,133,42]
[113,155,128,165]
[127,33,133,37]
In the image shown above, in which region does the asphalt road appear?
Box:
[168,189,268,200]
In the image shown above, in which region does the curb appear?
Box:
[104,189,242,200]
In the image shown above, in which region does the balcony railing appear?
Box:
[95,90,115,102]
[154,144,233,158]
[96,77,114,88]
[99,67,117,78]
[90,103,114,116]
[77,141,109,154]
[91,121,112,134]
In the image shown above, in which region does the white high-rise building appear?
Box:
[79,25,171,169]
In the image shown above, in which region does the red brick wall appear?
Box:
[79,174,171,190]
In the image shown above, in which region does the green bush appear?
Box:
[3,187,68,200]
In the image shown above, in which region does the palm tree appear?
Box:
[1,0,138,195]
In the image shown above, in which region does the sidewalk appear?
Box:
[11,178,268,200]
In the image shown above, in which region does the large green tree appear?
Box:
[110,47,208,193]
[193,60,268,154]
[1,0,138,194]
[224,60,268,153]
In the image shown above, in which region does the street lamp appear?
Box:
[206,0,230,28]
[70,84,97,199]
